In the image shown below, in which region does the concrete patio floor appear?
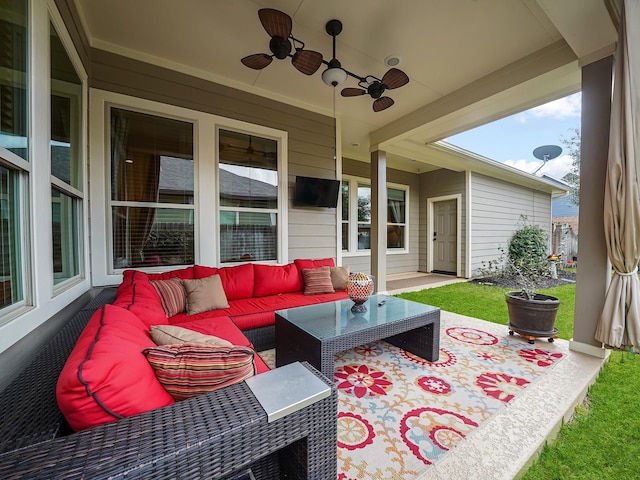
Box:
[384,273,607,480]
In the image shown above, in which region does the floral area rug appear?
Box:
[259,325,564,480]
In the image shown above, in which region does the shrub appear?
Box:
[507,217,551,298]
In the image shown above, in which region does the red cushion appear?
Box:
[193,265,218,279]
[195,264,255,300]
[294,258,335,285]
[113,270,168,327]
[253,263,302,297]
[56,305,175,431]
[147,266,195,281]
[217,264,255,300]
[294,258,336,269]
[229,291,350,330]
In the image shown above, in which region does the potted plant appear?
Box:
[503,219,560,343]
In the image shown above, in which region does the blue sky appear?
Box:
[445,92,581,180]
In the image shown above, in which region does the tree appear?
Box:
[560,127,581,206]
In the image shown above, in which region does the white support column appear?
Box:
[371,150,387,293]
[570,55,612,358]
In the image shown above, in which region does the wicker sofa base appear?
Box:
[0,288,337,480]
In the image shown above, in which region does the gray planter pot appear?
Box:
[505,291,560,343]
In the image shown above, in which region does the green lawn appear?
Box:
[398,282,640,480]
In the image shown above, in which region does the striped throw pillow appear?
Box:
[150,278,186,317]
[301,266,335,295]
[143,343,256,400]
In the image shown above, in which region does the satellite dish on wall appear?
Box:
[532,145,562,174]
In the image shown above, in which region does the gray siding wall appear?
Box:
[470,172,552,276]
[341,158,420,276]
[420,169,467,275]
[89,49,339,264]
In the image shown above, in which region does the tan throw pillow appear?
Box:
[302,266,335,295]
[149,325,232,347]
[143,343,256,400]
[181,275,230,315]
[330,266,350,290]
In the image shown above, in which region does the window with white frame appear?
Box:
[342,177,408,253]
[109,108,195,269]
[50,21,82,285]
[95,92,288,283]
[0,0,28,311]
[218,129,278,263]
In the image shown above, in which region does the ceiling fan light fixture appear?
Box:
[322,59,347,86]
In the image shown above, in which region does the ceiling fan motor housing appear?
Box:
[269,36,291,59]
[368,82,385,99]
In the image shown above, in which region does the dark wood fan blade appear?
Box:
[373,97,394,112]
[241,53,273,70]
[381,68,409,89]
[292,50,323,75]
[341,88,367,97]
[258,8,292,39]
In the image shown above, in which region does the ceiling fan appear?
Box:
[241,10,410,112]
[221,136,276,163]
[322,19,409,112]
[241,8,324,76]
[340,68,410,112]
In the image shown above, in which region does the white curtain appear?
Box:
[595,0,640,350]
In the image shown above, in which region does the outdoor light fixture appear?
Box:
[322,59,348,86]
[322,20,348,87]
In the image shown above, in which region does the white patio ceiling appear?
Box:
[75,0,617,173]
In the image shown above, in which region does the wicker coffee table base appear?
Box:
[276,307,440,377]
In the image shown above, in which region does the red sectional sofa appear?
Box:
[56,259,349,432]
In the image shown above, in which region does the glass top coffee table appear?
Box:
[275,294,440,377]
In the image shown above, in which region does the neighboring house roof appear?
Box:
[422,141,570,195]
[158,156,277,201]
[552,196,579,217]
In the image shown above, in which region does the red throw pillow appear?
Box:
[253,263,303,297]
[301,266,335,295]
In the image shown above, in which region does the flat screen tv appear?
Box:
[293,176,340,208]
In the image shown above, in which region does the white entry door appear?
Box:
[433,199,458,274]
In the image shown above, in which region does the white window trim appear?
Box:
[341,175,409,257]
[0,0,90,353]
[49,3,88,295]
[89,90,288,286]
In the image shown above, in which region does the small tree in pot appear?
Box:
[504,218,560,343]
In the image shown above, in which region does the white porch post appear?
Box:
[570,55,613,358]
[371,150,387,293]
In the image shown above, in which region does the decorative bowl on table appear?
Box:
[345,272,375,313]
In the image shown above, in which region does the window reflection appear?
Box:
[219,130,278,263]
[110,108,194,269]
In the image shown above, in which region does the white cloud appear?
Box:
[504,154,573,179]
[519,92,581,122]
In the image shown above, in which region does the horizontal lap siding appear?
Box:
[470,172,552,276]
[341,159,420,276]
[89,49,338,263]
